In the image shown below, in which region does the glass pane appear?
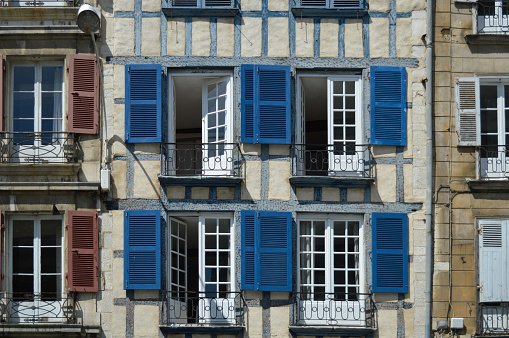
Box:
[42,121,61,135]
[348,254,358,268]
[218,235,229,249]
[41,66,63,92]
[314,270,325,284]
[334,221,346,235]
[314,221,325,235]
[218,219,230,233]
[41,275,60,297]
[218,251,229,266]
[179,255,185,268]
[346,127,356,141]
[219,268,229,282]
[333,81,343,94]
[481,85,498,108]
[345,81,355,94]
[208,83,216,99]
[300,253,311,268]
[348,222,359,235]
[335,270,346,284]
[217,127,225,140]
[345,111,356,125]
[218,111,226,126]
[171,237,177,251]
[334,127,343,141]
[13,93,35,119]
[300,221,311,236]
[315,253,325,268]
[348,238,359,252]
[171,221,178,235]
[334,253,345,268]
[12,275,34,295]
[218,96,226,111]
[13,119,34,134]
[205,219,216,233]
[334,238,345,252]
[348,271,358,284]
[481,110,498,134]
[334,111,344,125]
[13,66,35,91]
[41,220,61,246]
[205,235,216,249]
[208,129,216,142]
[333,96,343,110]
[300,270,311,285]
[300,237,311,251]
[41,248,61,273]
[205,268,217,282]
[345,96,355,109]
[208,113,216,128]
[205,283,217,297]
[13,247,33,273]
[41,93,63,120]
[218,80,227,95]
[13,220,34,246]
[208,99,216,113]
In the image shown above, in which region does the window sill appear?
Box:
[160,325,244,335]
[465,33,509,45]
[291,7,368,18]
[158,175,243,187]
[468,179,509,193]
[0,163,80,176]
[289,326,376,337]
[0,323,101,337]
[290,175,374,188]
[162,7,240,17]
[0,181,100,192]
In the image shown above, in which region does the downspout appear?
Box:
[425,0,434,336]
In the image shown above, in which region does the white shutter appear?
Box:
[455,77,480,146]
[455,0,476,3]
[479,220,507,302]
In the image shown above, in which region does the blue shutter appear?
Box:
[370,66,406,146]
[124,210,161,290]
[372,213,408,293]
[241,65,291,144]
[241,65,255,144]
[125,64,162,143]
[241,210,256,290]
[241,210,292,291]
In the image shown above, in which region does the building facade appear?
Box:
[0,0,429,337]
[432,0,509,336]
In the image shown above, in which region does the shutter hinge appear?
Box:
[477,285,482,291]
[65,273,68,279]
[477,227,482,233]
[65,224,69,229]
[66,66,69,73]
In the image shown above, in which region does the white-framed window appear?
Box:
[167,73,234,176]
[477,0,509,34]
[297,214,366,326]
[9,60,65,162]
[167,214,235,324]
[295,74,365,176]
[8,215,64,323]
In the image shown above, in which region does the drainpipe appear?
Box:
[425,0,434,336]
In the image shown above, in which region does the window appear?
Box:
[295,75,366,176]
[296,215,366,326]
[9,215,63,323]
[166,73,235,176]
[477,0,509,34]
[162,0,239,17]
[5,0,68,7]
[291,0,367,17]
[293,0,364,9]
[166,214,235,324]
[167,0,236,8]
[478,219,509,334]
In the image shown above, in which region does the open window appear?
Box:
[165,73,236,177]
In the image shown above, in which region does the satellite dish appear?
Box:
[76,4,101,34]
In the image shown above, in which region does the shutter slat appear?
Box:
[370,66,407,146]
[68,210,98,292]
[455,77,480,146]
[124,210,161,290]
[125,65,162,143]
[372,213,408,293]
[68,54,99,134]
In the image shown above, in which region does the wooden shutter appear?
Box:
[241,65,291,145]
[172,0,198,6]
[455,77,480,146]
[370,66,407,146]
[332,0,362,7]
[125,64,162,143]
[204,0,232,6]
[241,210,292,291]
[67,210,99,292]
[124,210,161,290]
[479,220,507,302]
[299,0,327,7]
[372,213,408,293]
[68,54,99,134]
[0,55,3,132]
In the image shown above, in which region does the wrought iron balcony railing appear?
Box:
[0,292,76,324]
[477,145,509,179]
[161,143,241,177]
[0,0,77,6]
[161,291,247,326]
[478,302,509,335]
[291,144,371,177]
[477,0,509,34]
[292,292,376,328]
[0,132,77,164]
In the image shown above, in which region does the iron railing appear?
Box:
[478,303,509,335]
[291,144,371,177]
[161,291,247,326]
[0,132,77,163]
[477,146,509,179]
[477,0,509,33]
[292,292,376,328]
[0,292,76,324]
[161,143,241,177]
[0,0,77,6]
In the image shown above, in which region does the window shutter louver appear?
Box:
[332,0,361,7]
[0,55,3,132]
[241,210,292,291]
[124,210,161,290]
[455,77,480,146]
[370,66,407,146]
[68,210,99,292]
[68,54,99,134]
[125,65,162,143]
[479,220,507,302]
[372,213,408,293]
[241,65,291,144]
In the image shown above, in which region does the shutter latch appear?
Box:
[477,227,482,234]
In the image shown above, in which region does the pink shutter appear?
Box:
[67,210,99,292]
[68,54,99,134]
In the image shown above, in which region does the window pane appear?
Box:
[208,99,216,113]
[300,221,311,236]
[13,93,35,119]
[218,219,230,233]
[348,221,359,235]
[208,113,216,128]
[481,85,498,108]
[218,251,229,266]
[205,268,217,282]
[314,270,325,284]
[218,235,229,249]
[205,218,216,233]
[13,247,33,273]
[218,268,229,282]
[333,96,343,109]
[218,80,227,95]
[41,248,61,273]
[208,83,216,99]
[12,275,34,295]
[334,111,344,125]
[334,253,345,268]
[334,238,345,252]
[345,96,355,109]
[13,66,35,91]
[345,81,355,94]
[481,110,498,134]
[334,221,346,235]
[218,96,226,111]
[345,111,355,125]
[300,253,311,268]
[314,237,325,252]
[13,119,34,134]
[41,275,60,298]
[333,81,343,94]
[314,221,325,235]
[41,66,63,92]
[205,235,216,249]
[315,253,325,268]
[41,93,63,119]
[13,220,34,246]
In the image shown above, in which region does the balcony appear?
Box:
[0,0,76,6]
[468,146,509,192]
[160,291,246,335]
[290,292,377,336]
[159,143,242,187]
[466,1,509,44]
[478,302,509,335]
[290,144,373,188]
